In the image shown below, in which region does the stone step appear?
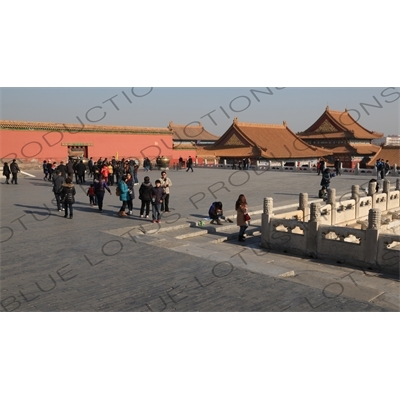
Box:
[182,225,262,244]
[174,227,211,239]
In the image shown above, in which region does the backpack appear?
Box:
[116,186,121,196]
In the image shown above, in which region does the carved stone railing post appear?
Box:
[351,185,360,219]
[368,180,377,207]
[298,193,309,221]
[383,179,390,210]
[261,197,274,248]
[396,178,400,191]
[355,162,360,175]
[365,208,381,265]
[383,179,390,194]
[307,203,321,256]
[327,188,336,225]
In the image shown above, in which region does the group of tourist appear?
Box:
[3,156,266,243]
[2,159,20,184]
[46,156,175,222]
[231,157,251,170]
[375,159,390,180]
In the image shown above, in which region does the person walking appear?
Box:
[101,163,109,184]
[10,159,20,184]
[126,173,135,215]
[43,160,49,181]
[46,160,53,181]
[52,170,65,212]
[151,179,166,223]
[334,158,341,176]
[88,157,94,178]
[94,175,111,212]
[61,178,76,219]
[3,162,11,184]
[56,160,67,179]
[75,160,86,184]
[318,158,325,176]
[186,156,194,172]
[107,162,114,186]
[117,175,129,217]
[385,160,390,176]
[87,184,97,206]
[139,176,153,218]
[235,194,249,242]
[160,170,172,212]
[66,158,74,180]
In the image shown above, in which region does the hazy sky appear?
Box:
[1,87,399,136]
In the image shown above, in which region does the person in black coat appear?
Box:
[10,159,20,184]
[53,171,66,211]
[3,162,11,184]
[66,159,74,180]
[76,160,86,183]
[61,178,76,219]
[56,161,67,179]
[186,156,194,172]
[46,161,53,181]
[139,176,153,218]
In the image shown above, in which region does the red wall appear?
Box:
[0,129,174,163]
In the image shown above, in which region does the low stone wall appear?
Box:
[260,183,400,276]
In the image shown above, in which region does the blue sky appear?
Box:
[1,87,399,136]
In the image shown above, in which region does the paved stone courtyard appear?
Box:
[1,167,399,311]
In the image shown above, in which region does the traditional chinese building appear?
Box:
[197,118,331,164]
[297,107,383,168]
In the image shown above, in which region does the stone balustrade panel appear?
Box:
[269,218,307,253]
[358,196,373,218]
[375,193,387,212]
[335,199,356,224]
[317,224,366,263]
[388,190,400,209]
[320,204,332,225]
[376,233,400,275]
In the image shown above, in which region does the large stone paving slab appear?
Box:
[1,169,399,311]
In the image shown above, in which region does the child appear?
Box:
[151,179,166,223]
[139,176,153,218]
[87,184,97,206]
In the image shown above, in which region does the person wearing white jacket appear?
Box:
[160,170,172,212]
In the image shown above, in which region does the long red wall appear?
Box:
[0,129,174,163]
